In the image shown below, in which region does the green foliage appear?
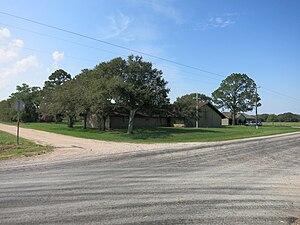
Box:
[259,113,300,123]
[0,99,14,121]
[39,69,72,123]
[258,113,269,122]
[117,55,170,133]
[44,69,72,89]
[212,73,260,125]
[277,112,300,122]
[173,93,212,126]
[8,83,41,122]
[266,114,278,122]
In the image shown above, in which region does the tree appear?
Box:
[74,69,93,129]
[212,73,260,125]
[117,55,170,134]
[277,112,299,122]
[258,113,269,122]
[40,69,72,122]
[9,83,41,122]
[266,114,278,123]
[44,69,72,89]
[173,93,212,127]
[85,58,126,131]
[0,99,14,121]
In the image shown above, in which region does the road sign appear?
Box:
[13,100,25,111]
[13,100,25,145]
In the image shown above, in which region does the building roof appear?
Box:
[222,112,255,120]
[222,112,232,118]
[239,113,255,120]
[198,102,226,119]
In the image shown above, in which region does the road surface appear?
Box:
[0,125,299,224]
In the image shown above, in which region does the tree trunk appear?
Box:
[232,110,236,126]
[68,116,74,128]
[55,114,61,123]
[127,109,137,134]
[102,116,106,131]
[97,115,106,131]
[83,114,87,129]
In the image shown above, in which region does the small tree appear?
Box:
[9,83,41,122]
[212,73,260,125]
[173,93,212,127]
[40,69,72,123]
[74,69,93,129]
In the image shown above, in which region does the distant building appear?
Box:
[87,111,170,130]
[180,102,226,128]
[87,102,225,130]
[222,112,255,125]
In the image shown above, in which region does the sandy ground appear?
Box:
[0,123,299,166]
[0,123,209,164]
[0,125,299,224]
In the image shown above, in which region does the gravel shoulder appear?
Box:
[0,123,299,224]
[0,123,299,166]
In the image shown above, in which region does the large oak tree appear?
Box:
[212,73,260,125]
[117,55,170,134]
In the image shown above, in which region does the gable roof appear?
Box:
[222,112,255,120]
[239,113,255,120]
[198,102,226,119]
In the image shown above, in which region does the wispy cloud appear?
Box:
[101,12,131,40]
[0,27,11,40]
[0,39,24,63]
[0,55,39,79]
[0,28,39,92]
[196,13,237,31]
[144,0,184,24]
[0,27,25,63]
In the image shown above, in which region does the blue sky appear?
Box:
[0,0,299,114]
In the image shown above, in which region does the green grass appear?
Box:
[5,121,299,143]
[0,131,52,160]
[263,121,300,127]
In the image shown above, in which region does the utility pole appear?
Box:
[193,93,199,128]
[255,85,259,129]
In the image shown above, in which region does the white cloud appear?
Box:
[145,0,183,24]
[0,55,39,79]
[101,12,130,40]
[0,28,25,63]
[0,28,11,40]
[52,51,64,67]
[11,39,24,48]
[196,13,237,31]
[0,39,24,63]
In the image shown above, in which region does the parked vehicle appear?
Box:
[245,121,262,126]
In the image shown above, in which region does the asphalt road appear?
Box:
[0,133,299,225]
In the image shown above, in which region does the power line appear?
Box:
[0,11,226,78]
[260,87,300,102]
[0,21,222,83]
[1,11,299,103]
[0,22,127,59]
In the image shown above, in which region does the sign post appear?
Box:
[13,100,25,145]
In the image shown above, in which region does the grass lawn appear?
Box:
[263,121,300,127]
[0,131,52,160]
[8,122,300,143]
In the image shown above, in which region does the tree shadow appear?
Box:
[123,127,224,141]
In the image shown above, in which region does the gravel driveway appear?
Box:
[0,124,299,224]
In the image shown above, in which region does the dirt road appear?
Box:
[0,123,212,165]
[0,124,299,224]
